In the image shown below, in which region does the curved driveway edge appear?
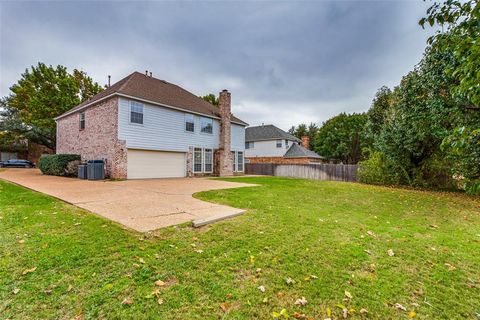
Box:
[0,169,256,232]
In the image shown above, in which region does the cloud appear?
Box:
[0,0,434,129]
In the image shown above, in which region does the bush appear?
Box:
[39,154,81,176]
[357,151,403,185]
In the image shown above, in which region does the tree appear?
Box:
[201,93,219,107]
[420,0,480,106]
[314,113,368,164]
[365,86,392,140]
[289,122,318,149]
[2,63,102,149]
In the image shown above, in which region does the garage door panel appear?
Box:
[127,150,186,179]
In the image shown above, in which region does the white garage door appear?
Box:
[127,149,186,179]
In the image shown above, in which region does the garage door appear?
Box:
[127,149,186,179]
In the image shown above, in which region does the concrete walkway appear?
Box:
[0,169,256,232]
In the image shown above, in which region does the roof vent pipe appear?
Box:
[145,70,148,75]
[108,75,111,87]
[149,72,152,77]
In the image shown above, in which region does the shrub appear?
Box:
[39,154,81,176]
[357,150,403,185]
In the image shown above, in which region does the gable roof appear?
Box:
[284,143,324,159]
[245,124,301,142]
[55,71,247,125]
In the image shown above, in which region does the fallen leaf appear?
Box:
[225,293,233,299]
[44,289,52,295]
[67,284,73,292]
[135,257,145,264]
[121,298,133,305]
[18,239,25,244]
[155,280,166,287]
[12,288,20,295]
[394,303,407,311]
[364,249,372,255]
[429,224,438,229]
[293,311,306,319]
[326,307,332,317]
[387,249,395,257]
[194,249,203,254]
[157,298,164,305]
[359,308,368,314]
[285,277,295,285]
[367,230,376,238]
[256,268,262,273]
[310,275,318,279]
[445,263,456,271]
[250,255,255,264]
[220,302,231,312]
[408,310,417,318]
[258,285,266,293]
[22,267,37,275]
[344,291,352,299]
[294,297,308,306]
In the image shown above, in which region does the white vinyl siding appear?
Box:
[245,140,296,158]
[127,149,185,179]
[118,98,221,152]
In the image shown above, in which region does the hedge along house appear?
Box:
[55,71,248,179]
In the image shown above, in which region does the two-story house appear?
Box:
[245,124,324,164]
[55,71,248,179]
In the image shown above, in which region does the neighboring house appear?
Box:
[55,71,248,179]
[245,124,325,164]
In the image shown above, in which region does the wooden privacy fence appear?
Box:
[245,163,358,182]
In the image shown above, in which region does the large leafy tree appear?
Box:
[288,122,318,149]
[314,113,367,164]
[201,93,219,107]
[1,63,102,150]
[419,0,480,193]
[365,86,393,141]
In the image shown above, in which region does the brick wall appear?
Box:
[217,90,233,176]
[56,97,127,179]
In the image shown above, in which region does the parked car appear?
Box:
[0,159,36,168]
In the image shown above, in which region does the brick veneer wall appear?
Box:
[246,156,324,164]
[217,90,233,176]
[56,97,127,179]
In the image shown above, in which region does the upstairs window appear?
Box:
[185,114,195,132]
[79,112,85,130]
[276,140,282,148]
[285,139,289,148]
[245,141,254,149]
[130,101,144,124]
[200,117,213,134]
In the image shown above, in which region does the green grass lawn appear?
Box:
[0,177,479,319]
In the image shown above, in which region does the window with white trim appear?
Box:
[194,148,202,173]
[79,112,85,130]
[237,151,244,172]
[232,151,236,172]
[200,117,213,134]
[130,101,144,124]
[204,149,213,173]
[185,113,194,132]
[276,140,282,148]
[245,141,254,149]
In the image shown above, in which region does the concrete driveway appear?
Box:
[0,169,255,232]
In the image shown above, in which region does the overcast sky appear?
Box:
[0,0,434,130]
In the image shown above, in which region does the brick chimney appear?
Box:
[217,90,233,176]
[301,136,310,150]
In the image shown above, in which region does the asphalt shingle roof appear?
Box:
[56,71,247,125]
[245,124,301,142]
[284,143,324,158]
